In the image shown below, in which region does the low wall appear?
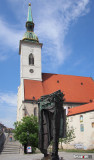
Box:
[0,133,6,153]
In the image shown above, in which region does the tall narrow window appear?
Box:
[80,124,84,132]
[29,53,34,65]
[80,115,83,122]
[34,108,37,117]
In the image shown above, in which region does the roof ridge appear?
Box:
[42,72,92,78]
[68,102,94,116]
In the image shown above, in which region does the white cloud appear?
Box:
[0,92,17,107]
[0,0,90,67]
[0,18,23,49]
[0,17,24,61]
[0,92,17,128]
[35,0,90,68]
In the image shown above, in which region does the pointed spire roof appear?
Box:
[22,3,39,43]
[26,3,34,32]
[27,3,33,22]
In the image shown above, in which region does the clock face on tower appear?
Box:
[29,69,34,73]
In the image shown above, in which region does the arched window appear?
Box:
[80,115,83,122]
[29,53,34,65]
[34,108,37,117]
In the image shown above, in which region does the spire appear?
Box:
[26,3,34,32]
[27,3,33,22]
[22,3,39,43]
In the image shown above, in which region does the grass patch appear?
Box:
[35,148,94,154]
[59,149,94,153]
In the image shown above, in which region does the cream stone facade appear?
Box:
[17,84,24,121]
[17,85,39,121]
[20,41,42,81]
[62,110,94,150]
[17,41,42,121]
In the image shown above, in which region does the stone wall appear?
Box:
[0,133,6,153]
[62,111,94,150]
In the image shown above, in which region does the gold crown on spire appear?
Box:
[29,3,31,6]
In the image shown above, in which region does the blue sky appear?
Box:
[0,0,94,128]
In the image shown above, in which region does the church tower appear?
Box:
[17,4,42,121]
[19,3,42,82]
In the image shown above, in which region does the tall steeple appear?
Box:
[27,3,33,22]
[19,3,42,82]
[18,2,42,121]
[26,3,34,32]
[22,3,39,43]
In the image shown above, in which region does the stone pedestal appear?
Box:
[41,154,64,160]
[41,154,51,160]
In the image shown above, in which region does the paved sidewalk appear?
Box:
[0,152,94,160]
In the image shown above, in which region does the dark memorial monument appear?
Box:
[38,90,66,160]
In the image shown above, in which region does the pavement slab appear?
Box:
[0,152,94,160]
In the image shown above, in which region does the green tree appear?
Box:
[59,119,76,149]
[13,115,38,153]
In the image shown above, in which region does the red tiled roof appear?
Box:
[24,73,94,103]
[24,80,43,100]
[68,102,94,116]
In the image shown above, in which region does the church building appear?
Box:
[17,4,94,124]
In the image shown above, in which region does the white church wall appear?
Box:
[62,111,94,150]
[17,82,25,121]
[20,42,42,81]
[64,103,84,109]
[22,66,41,80]
[23,102,38,117]
[17,85,22,121]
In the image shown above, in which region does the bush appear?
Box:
[13,115,38,153]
